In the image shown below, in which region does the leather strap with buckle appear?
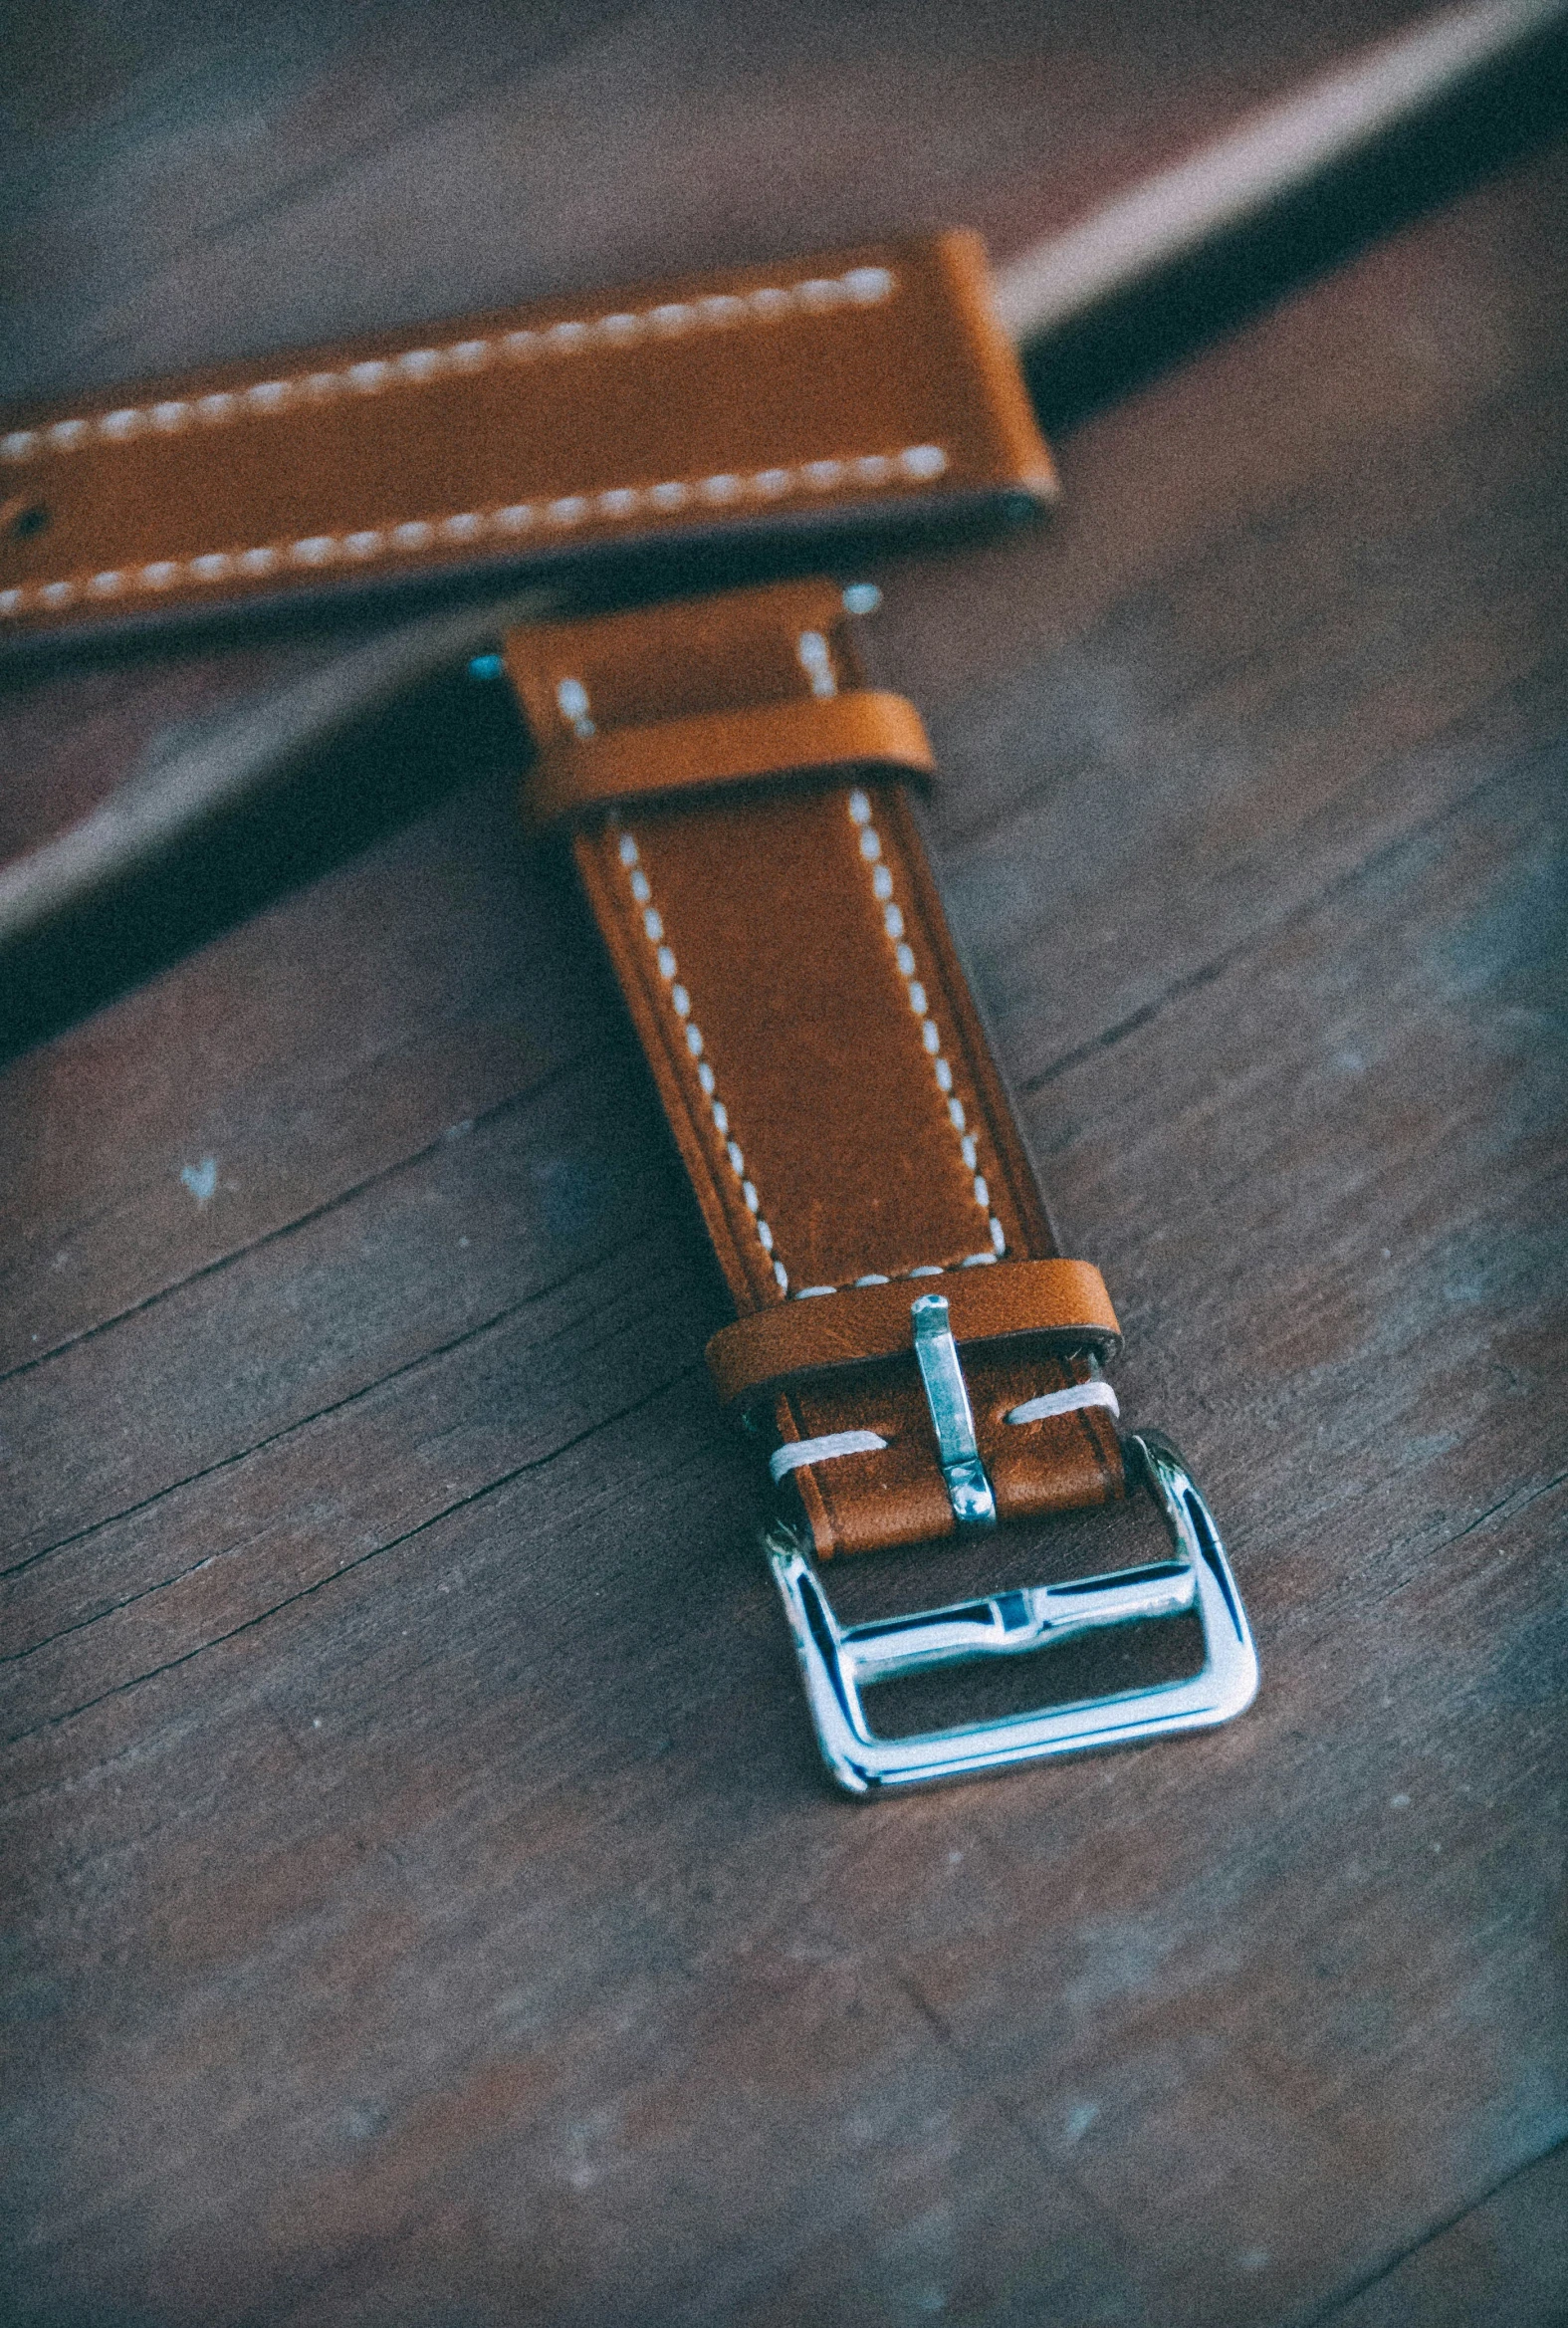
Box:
[503,576,1258,1790]
[7,210,1258,1790]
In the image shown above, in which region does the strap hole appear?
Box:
[5,502,51,542]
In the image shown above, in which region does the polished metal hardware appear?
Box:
[765,1429,1258,1793]
[910,1290,998,1527]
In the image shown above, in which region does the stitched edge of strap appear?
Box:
[522,689,936,824]
[707,1258,1120,1405]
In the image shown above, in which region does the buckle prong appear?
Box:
[911,1290,997,1528]
[765,1429,1258,1794]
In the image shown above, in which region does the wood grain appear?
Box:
[2,6,1564,2322]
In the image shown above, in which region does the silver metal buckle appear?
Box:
[765,1428,1258,1794]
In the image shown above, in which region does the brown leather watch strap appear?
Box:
[505,578,1125,1559]
[0,231,1052,645]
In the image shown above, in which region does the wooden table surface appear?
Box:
[3,5,1564,2321]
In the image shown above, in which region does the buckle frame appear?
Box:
[764,1430,1258,1794]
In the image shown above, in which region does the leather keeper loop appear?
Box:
[706,1258,1121,1407]
[521,688,936,824]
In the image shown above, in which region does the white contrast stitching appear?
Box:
[796,627,837,698]
[0,442,949,619]
[556,675,595,738]
[612,820,788,1293]
[1006,1379,1120,1427]
[769,1430,888,1483]
[789,1252,999,1298]
[847,784,1008,1266]
[0,265,899,467]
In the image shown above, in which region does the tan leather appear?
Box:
[706,1258,1120,1408]
[510,581,936,823]
[507,578,870,738]
[504,579,1126,1557]
[0,230,1053,642]
[524,690,936,827]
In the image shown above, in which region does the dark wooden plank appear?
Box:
[0,786,610,1374]
[3,0,1423,404]
[4,714,1561,2327]
[2,5,1564,2322]
[1324,2142,1568,2327]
